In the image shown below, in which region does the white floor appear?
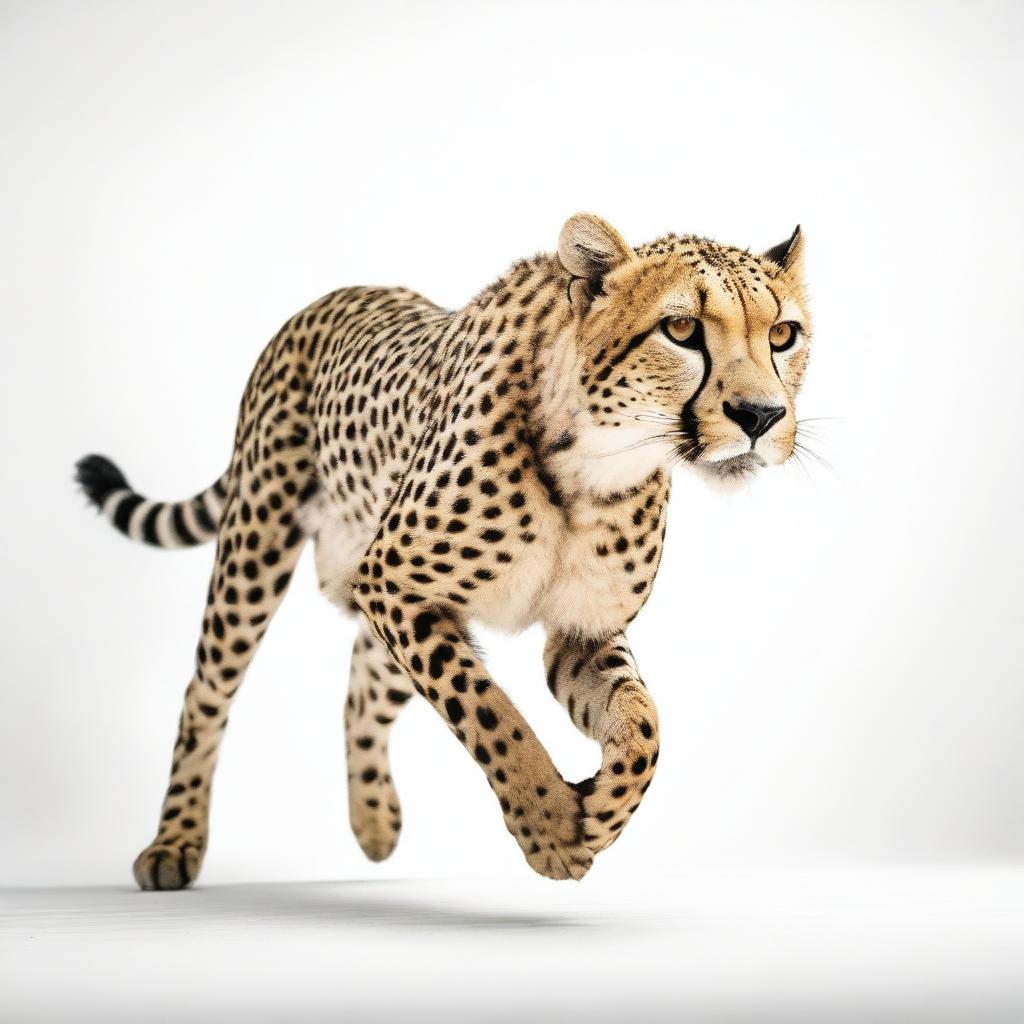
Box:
[2,868,1022,1022]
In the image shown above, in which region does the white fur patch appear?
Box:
[573,421,673,497]
[307,500,371,614]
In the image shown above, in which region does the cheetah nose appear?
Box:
[722,400,786,442]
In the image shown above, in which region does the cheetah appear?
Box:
[75,213,811,888]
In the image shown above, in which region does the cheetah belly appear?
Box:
[306,500,373,614]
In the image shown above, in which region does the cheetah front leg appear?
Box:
[344,625,413,862]
[544,632,660,855]
[358,594,593,880]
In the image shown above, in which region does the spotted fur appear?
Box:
[76,213,811,888]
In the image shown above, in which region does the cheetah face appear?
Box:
[558,214,811,491]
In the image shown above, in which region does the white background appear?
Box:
[2,0,1022,894]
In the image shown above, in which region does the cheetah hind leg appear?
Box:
[344,625,413,862]
[133,481,307,890]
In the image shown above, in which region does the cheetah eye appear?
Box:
[661,316,704,349]
[769,321,800,352]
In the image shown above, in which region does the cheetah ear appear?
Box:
[763,225,805,276]
[558,213,635,297]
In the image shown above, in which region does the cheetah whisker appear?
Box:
[592,432,686,459]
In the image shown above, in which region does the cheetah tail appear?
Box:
[74,453,229,548]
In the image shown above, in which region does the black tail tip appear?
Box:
[75,454,129,507]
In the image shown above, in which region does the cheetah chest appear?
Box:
[537,520,655,638]
[470,502,658,638]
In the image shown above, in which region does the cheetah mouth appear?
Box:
[699,452,765,479]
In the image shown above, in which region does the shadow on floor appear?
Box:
[7,879,604,932]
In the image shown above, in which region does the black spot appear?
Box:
[445,697,465,724]
[476,707,498,730]
[428,642,456,679]
[413,611,440,642]
[546,429,576,455]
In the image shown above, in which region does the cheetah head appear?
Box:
[557,213,811,493]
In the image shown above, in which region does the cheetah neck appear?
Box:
[466,253,672,509]
[528,321,671,505]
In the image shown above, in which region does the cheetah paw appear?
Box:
[508,779,594,881]
[350,797,402,863]
[524,838,594,881]
[133,840,202,891]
